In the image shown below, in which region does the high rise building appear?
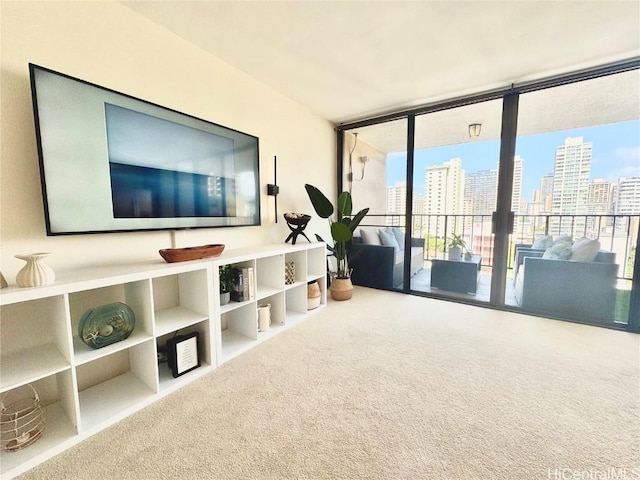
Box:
[540,173,554,213]
[425,157,465,214]
[386,181,407,226]
[616,177,640,215]
[425,157,465,237]
[551,137,592,215]
[512,155,524,214]
[386,181,406,214]
[463,169,497,215]
[587,179,614,215]
[462,156,523,216]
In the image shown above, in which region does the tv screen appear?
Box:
[29,64,260,235]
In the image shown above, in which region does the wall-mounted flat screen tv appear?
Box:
[29,64,260,235]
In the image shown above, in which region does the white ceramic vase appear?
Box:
[257,304,271,332]
[15,253,55,288]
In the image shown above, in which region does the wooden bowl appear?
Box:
[159,244,225,263]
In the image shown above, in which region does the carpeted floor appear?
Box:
[16,287,640,480]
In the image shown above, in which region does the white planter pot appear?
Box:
[448,247,462,260]
[220,291,231,305]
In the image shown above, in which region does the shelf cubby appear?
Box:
[156,321,212,392]
[76,341,157,432]
[153,269,210,313]
[256,255,284,299]
[0,401,78,477]
[306,275,327,311]
[285,284,309,326]
[0,370,79,477]
[284,250,307,290]
[68,281,153,360]
[0,296,72,392]
[256,293,286,340]
[220,303,258,362]
[307,245,328,280]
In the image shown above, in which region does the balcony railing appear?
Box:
[361,214,639,280]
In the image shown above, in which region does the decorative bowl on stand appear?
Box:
[283,214,311,245]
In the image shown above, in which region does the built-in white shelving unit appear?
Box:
[0,242,326,479]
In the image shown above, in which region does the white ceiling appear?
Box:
[122,1,640,152]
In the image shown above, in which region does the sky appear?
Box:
[387,119,640,202]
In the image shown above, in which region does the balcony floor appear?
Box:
[409,267,517,304]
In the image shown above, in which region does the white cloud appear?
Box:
[615,146,640,163]
[614,165,640,180]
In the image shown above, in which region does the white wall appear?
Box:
[342,133,387,216]
[0,1,335,281]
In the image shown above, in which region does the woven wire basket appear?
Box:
[1,384,46,452]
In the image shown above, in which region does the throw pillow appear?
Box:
[542,241,572,260]
[391,227,405,250]
[570,238,601,262]
[379,229,401,252]
[360,228,381,245]
[532,235,553,249]
[553,235,572,245]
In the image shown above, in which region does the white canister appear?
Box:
[257,304,271,332]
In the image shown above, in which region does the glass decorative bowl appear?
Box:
[78,302,136,349]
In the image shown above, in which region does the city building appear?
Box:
[587,178,614,215]
[616,177,640,215]
[425,157,465,215]
[540,173,554,213]
[551,136,592,215]
[512,155,524,214]
[463,168,497,215]
[425,157,465,237]
[386,181,407,219]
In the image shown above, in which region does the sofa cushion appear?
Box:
[514,265,524,306]
[570,238,601,262]
[553,235,572,245]
[379,229,401,253]
[542,241,572,260]
[391,227,405,250]
[532,235,553,249]
[360,228,381,245]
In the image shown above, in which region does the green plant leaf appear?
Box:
[347,208,369,232]
[331,221,352,242]
[337,191,352,216]
[305,184,333,218]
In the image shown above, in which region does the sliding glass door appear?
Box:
[412,100,504,303]
[508,69,640,327]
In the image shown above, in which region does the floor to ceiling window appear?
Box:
[340,120,408,290]
[337,61,639,332]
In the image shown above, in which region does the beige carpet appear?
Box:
[17,287,640,480]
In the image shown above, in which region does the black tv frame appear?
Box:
[29,63,261,235]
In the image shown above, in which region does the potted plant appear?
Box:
[447,233,466,260]
[218,264,234,305]
[305,184,369,300]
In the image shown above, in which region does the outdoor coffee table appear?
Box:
[430,254,482,294]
